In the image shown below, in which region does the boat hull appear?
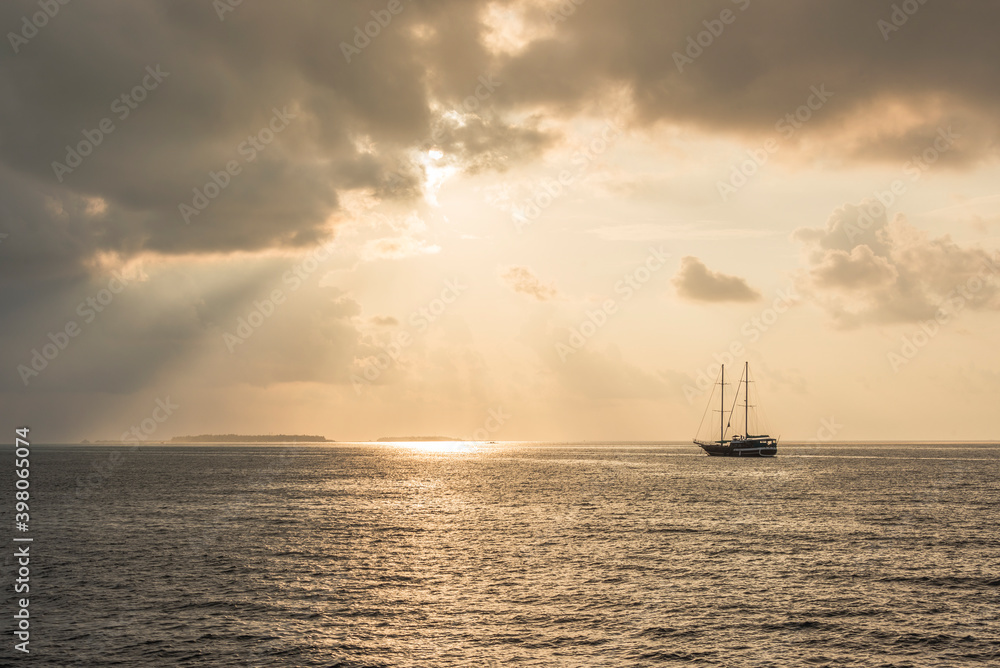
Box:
[694,439,777,457]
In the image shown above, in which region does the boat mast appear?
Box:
[744,361,749,437]
[720,364,724,444]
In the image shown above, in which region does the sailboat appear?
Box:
[694,361,778,457]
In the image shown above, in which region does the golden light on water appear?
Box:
[386,440,483,454]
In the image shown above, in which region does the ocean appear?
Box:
[4,442,999,666]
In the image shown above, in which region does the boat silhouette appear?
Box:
[694,361,777,457]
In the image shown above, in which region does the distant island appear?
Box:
[377,436,460,442]
[170,434,333,443]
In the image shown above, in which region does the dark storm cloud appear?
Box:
[3,0,999,276]
[504,0,999,162]
[0,0,544,277]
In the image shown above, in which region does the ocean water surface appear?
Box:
[4,442,999,666]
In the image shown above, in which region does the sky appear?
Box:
[2,0,1000,443]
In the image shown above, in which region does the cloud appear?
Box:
[0,1,556,280]
[497,0,998,165]
[793,201,1000,327]
[4,0,1000,281]
[500,265,558,301]
[810,245,898,291]
[672,257,761,303]
[429,108,556,174]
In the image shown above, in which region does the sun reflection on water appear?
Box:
[385,440,484,454]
